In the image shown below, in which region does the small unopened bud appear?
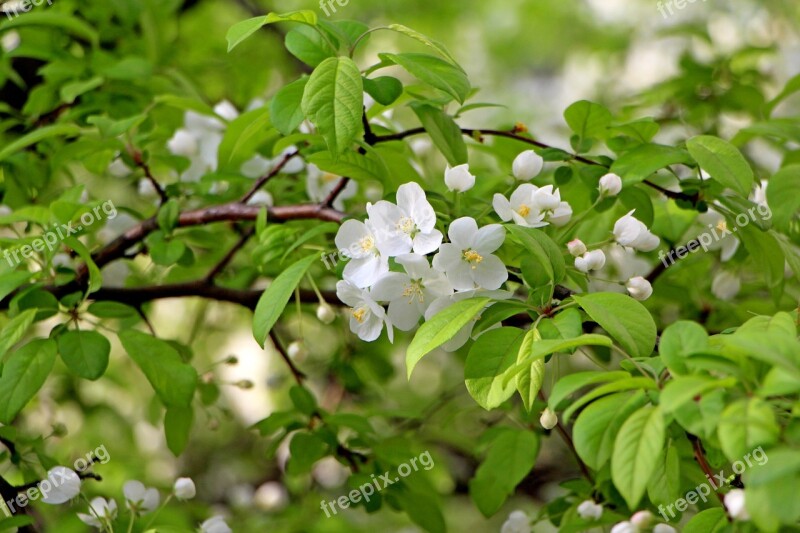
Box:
[626,276,653,301]
[512,150,544,181]
[577,500,603,521]
[51,423,68,438]
[287,341,308,361]
[540,408,558,430]
[631,510,654,528]
[567,239,587,257]
[599,173,623,197]
[236,380,254,390]
[224,355,239,366]
[316,304,336,324]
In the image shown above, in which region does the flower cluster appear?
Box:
[335,182,509,344]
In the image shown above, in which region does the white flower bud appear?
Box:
[653,524,677,533]
[444,164,476,192]
[1,30,20,53]
[512,150,544,181]
[138,178,157,198]
[575,250,606,273]
[173,477,196,500]
[577,500,603,520]
[626,276,653,301]
[213,100,239,122]
[599,173,623,197]
[316,304,336,324]
[567,239,587,257]
[631,510,653,528]
[246,190,273,207]
[167,129,198,157]
[287,341,308,361]
[711,271,740,301]
[610,521,637,533]
[724,489,749,521]
[539,408,558,430]
[500,510,530,533]
[613,210,660,252]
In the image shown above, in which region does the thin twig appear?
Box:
[132,151,169,204]
[269,330,306,385]
[241,149,299,204]
[204,226,255,283]
[322,177,351,208]
[687,433,726,504]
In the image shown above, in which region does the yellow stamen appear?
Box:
[359,236,375,253]
[351,307,367,324]
[716,220,728,232]
[396,216,416,235]
[322,172,339,183]
[463,250,484,269]
[402,281,425,304]
[517,204,531,218]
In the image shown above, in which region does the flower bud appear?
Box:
[444,164,476,193]
[539,408,558,430]
[224,355,239,366]
[512,150,544,181]
[316,304,336,324]
[653,525,677,533]
[575,250,606,273]
[246,190,273,207]
[236,380,254,390]
[631,510,654,528]
[567,239,587,257]
[711,271,740,301]
[599,173,623,197]
[287,341,308,361]
[626,276,653,301]
[577,500,603,520]
[724,489,749,521]
[610,521,637,533]
[167,130,198,157]
[173,477,196,500]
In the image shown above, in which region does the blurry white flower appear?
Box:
[213,100,239,121]
[577,500,603,520]
[40,467,81,504]
[540,408,558,430]
[306,164,357,210]
[432,217,507,291]
[52,253,73,269]
[0,205,11,217]
[533,185,572,226]
[167,130,199,157]
[108,158,132,178]
[493,184,547,227]
[77,497,117,529]
[712,271,740,301]
[610,521,638,533]
[698,209,739,262]
[599,173,623,197]
[501,510,531,533]
[371,253,453,331]
[631,510,653,528]
[240,154,272,179]
[724,489,749,521]
[334,219,388,288]
[316,304,336,324]
[1,30,20,53]
[575,250,606,273]
[653,525,677,533]
[253,481,289,511]
[245,190,273,207]
[626,276,653,301]
[173,477,196,500]
[287,341,308,361]
[367,182,443,256]
[444,164,476,192]
[750,180,768,207]
[613,210,659,252]
[568,239,587,257]
[200,516,232,533]
[123,480,159,515]
[312,456,349,489]
[336,280,393,343]
[138,178,158,198]
[512,150,544,181]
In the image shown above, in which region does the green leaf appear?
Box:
[659,376,737,414]
[60,76,104,104]
[573,391,648,470]
[0,124,81,163]
[406,298,489,379]
[62,236,103,294]
[287,432,328,475]
[766,164,800,231]
[285,25,338,68]
[386,24,460,66]
[564,100,612,140]
[411,103,468,166]
[379,53,470,104]
[659,321,709,375]
[301,57,364,155]
[516,329,545,412]
[227,11,317,52]
[217,107,275,171]
[157,200,180,234]
[118,330,198,408]
[683,509,729,533]
[252,255,318,347]
[289,386,317,416]
[549,370,632,410]
[363,76,404,106]
[503,335,614,386]
[717,398,780,462]
[647,443,681,508]
[0,272,34,302]
[572,292,657,358]
[737,226,785,300]
[271,77,309,136]
[87,114,147,139]
[57,330,110,381]
[306,149,388,181]
[164,406,193,456]
[0,309,37,360]
[465,328,526,410]
[469,429,539,517]
[611,405,665,509]
[563,377,658,424]
[610,144,693,186]
[0,339,57,424]
[687,135,755,196]
[0,12,99,47]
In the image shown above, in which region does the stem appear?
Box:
[144,494,172,529]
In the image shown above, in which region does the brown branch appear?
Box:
[687,432,726,504]
[269,330,306,385]
[241,149,299,204]
[204,226,255,283]
[322,177,352,208]
[132,150,168,205]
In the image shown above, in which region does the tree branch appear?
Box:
[132,150,168,205]
[240,149,299,204]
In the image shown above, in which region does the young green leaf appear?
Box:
[687,135,755,197]
[465,328,526,410]
[516,329,545,412]
[611,405,665,509]
[0,309,37,360]
[57,330,111,380]
[271,77,309,136]
[165,406,194,456]
[411,103,468,166]
[363,76,403,106]
[0,339,57,424]
[227,11,317,52]
[379,53,470,104]
[572,292,657,358]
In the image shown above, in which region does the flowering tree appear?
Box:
[0,2,799,532]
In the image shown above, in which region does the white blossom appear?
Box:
[575,250,606,273]
[108,158,132,178]
[626,276,653,301]
[334,219,388,289]
[577,500,603,520]
[599,173,623,197]
[533,185,572,226]
[540,408,558,430]
[653,525,677,533]
[712,271,741,301]
[501,510,531,533]
[1,30,20,53]
[123,480,160,515]
[445,164,476,192]
[245,190,273,207]
[699,209,739,262]
[253,481,289,511]
[167,129,199,157]
[173,477,196,500]
[610,521,638,533]
[77,497,117,529]
[512,150,544,181]
[40,467,81,504]
[568,239,587,257]
[138,178,158,198]
[613,210,659,252]
[493,184,547,227]
[200,516,233,533]
[724,489,749,521]
[336,280,393,342]
[367,182,443,256]
[432,217,507,291]
[631,510,653,528]
[371,254,453,331]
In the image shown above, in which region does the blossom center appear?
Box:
[402,280,425,304]
[322,172,339,183]
[396,216,416,236]
[359,235,376,253]
[517,204,531,218]
[463,249,484,269]
[716,220,728,232]
[351,307,368,324]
